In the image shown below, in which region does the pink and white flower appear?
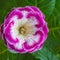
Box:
[0,6,49,53]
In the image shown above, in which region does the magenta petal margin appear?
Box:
[0,6,49,53]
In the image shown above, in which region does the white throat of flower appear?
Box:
[10,15,39,49]
[11,15,38,40]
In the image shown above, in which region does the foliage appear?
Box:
[0,0,60,60]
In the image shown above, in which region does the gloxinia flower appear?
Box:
[0,6,49,53]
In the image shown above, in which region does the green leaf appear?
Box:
[38,0,56,18]
[45,0,60,55]
[32,46,59,60]
[44,0,56,18]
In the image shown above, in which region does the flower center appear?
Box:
[18,21,36,38]
[11,16,37,40]
[19,26,26,35]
